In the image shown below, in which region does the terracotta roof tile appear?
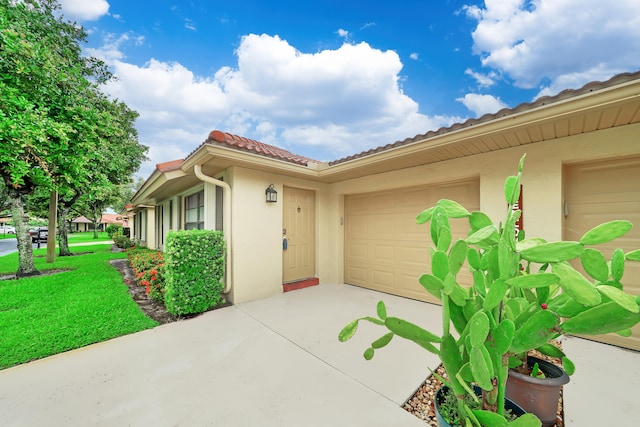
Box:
[156,159,184,172]
[329,70,640,165]
[207,130,318,166]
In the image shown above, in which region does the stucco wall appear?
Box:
[227,166,331,304]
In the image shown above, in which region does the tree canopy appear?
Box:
[0,0,148,273]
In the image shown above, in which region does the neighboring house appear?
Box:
[71,214,126,232]
[129,71,640,350]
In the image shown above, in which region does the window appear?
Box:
[169,200,173,230]
[215,185,224,231]
[185,191,204,230]
[135,211,146,240]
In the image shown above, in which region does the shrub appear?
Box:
[105,224,123,237]
[164,230,225,316]
[126,247,166,302]
[113,231,135,249]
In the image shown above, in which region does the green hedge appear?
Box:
[164,230,225,316]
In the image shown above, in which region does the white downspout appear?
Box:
[194,164,232,294]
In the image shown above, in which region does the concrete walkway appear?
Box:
[0,284,638,426]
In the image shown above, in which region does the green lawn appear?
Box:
[0,245,157,369]
[0,233,16,240]
[66,231,112,243]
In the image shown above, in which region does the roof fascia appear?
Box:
[319,78,640,176]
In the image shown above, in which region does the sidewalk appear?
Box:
[0,283,637,426]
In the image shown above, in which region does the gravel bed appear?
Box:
[403,349,565,427]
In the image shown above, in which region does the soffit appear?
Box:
[316,81,640,183]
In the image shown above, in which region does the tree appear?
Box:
[0,0,146,274]
[111,177,145,214]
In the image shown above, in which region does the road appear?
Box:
[0,237,43,257]
[0,237,18,257]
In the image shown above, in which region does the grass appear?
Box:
[66,231,112,243]
[0,231,112,242]
[0,244,158,370]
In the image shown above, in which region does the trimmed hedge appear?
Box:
[164,230,225,316]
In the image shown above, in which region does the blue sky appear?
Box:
[60,0,640,178]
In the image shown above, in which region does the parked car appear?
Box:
[29,227,48,242]
[0,225,16,234]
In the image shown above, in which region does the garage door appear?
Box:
[345,178,480,304]
[564,156,640,350]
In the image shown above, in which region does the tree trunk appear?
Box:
[9,195,39,277]
[93,221,99,239]
[57,206,72,256]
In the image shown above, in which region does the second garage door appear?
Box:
[345,178,480,304]
[564,156,640,350]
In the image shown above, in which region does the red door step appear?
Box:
[283,278,319,292]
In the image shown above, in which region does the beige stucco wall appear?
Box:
[323,123,640,285]
[227,166,331,304]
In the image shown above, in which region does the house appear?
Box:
[71,214,126,232]
[129,71,640,350]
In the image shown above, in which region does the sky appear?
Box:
[59,0,640,179]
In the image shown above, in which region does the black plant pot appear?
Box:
[434,385,527,427]
[506,356,569,427]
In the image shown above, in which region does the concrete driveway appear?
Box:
[0,284,638,426]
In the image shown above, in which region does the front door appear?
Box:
[282,187,316,283]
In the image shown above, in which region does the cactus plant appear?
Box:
[339,154,640,426]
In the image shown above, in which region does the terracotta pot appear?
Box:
[434,385,526,427]
[506,356,569,427]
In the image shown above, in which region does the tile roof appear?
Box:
[207,130,319,166]
[328,70,640,165]
[72,214,124,224]
[156,159,184,172]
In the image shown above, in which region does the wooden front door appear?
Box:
[282,187,316,283]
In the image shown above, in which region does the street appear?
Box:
[0,237,42,257]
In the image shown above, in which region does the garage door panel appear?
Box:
[371,270,395,291]
[371,216,397,236]
[345,178,480,304]
[373,193,397,211]
[347,265,368,284]
[372,244,395,264]
[345,217,368,236]
[564,156,640,350]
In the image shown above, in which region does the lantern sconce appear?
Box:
[265,184,277,203]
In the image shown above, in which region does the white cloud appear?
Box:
[410,53,419,60]
[465,0,640,95]
[456,93,508,117]
[464,68,497,88]
[184,19,196,31]
[86,33,143,62]
[92,33,459,176]
[60,0,109,21]
[336,28,350,39]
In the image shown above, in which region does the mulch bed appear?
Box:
[109,247,231,324]
[109,258,179,325]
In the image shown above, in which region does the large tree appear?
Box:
[0,0,146,274]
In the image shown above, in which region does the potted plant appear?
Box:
[339,154,640,427]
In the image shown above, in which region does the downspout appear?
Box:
[194,164,232,294]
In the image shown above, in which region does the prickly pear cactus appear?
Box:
[339,154,640,427]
